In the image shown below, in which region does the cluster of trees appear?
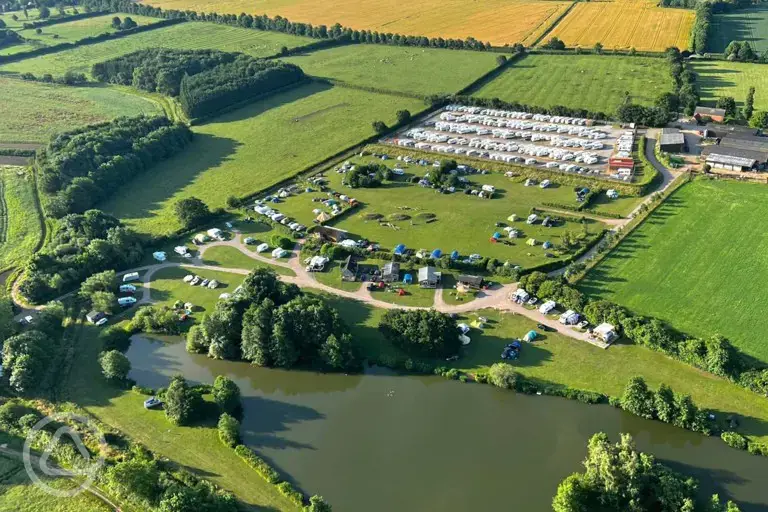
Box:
[553,432,741,512]
[92,48,306,118]
[184,268,358,371]
[617,48,699,124]
[36,115,192,218]
[345,163,391,188]
[110,15,136,30]
[540,37,566,50]
[430,94,612,123]
[621,376,711,433]
[724,40,760,61]
[424,159,463,189]
[519,272,586,311]
[1,301,66,393]
[20,210,144,303]
[714,87,768,127]
[0,27,21,48]
[80,0,492,51]
[79,270,119,314]
[19,70,87,85]
[173,196,213,230]
[378,309,460,358]
[130,305,183,335]
[690,2,712,54]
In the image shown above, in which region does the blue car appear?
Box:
[143,396,163,409]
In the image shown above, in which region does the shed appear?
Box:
[418,266,440,288]
[694,106,726,123]
[341,255,358,281]
[382,262,400,283]
[659,128,685,153]
[594,323,618,343]
[458,274,484,289]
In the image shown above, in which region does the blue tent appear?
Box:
[543,241,553,249]
[492,232,502,239]
[431,249,442,259]
[393,244,406,255]
[403,273,413,284]
[450,250,460,260]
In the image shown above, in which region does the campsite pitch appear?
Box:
[579,179,768,364]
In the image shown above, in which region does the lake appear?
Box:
[128,335,768,511]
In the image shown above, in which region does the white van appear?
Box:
[122,272,140,283]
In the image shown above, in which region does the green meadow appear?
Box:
[17,13,162,44]
[692,60,768,110]
[0,167,43,270]
[473,54,674,113]
[579,179,768,363]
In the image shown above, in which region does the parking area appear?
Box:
[384,105,634,181]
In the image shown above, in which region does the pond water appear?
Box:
[127,336,768,512]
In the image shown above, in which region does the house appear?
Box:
[382,262,400,282]
[694,106,726,123]
[659,128,685,153]
[86,311,106,324]
[122,272,140,283]
[539,300,556,314]
[594,323,618,343]
[458,274,484,289]
[341,255,358,281]
[559,310,580,325]
[418,266,441,288]
[207,228,224,240]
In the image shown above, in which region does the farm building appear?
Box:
[341,255,358,281]
[700,131,768,171]
[382,262,400,283]
[458,275,484,289]
[659,128,685,153]
[704,153,760,172]
[418,266,441,288]
[694,106,726,123]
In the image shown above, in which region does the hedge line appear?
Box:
[0,18,185,65]
[0,148,35,157]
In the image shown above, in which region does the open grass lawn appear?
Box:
[140,0,571,46]
[202,245,296,276]
[17,14,162,45]
[440,273,479,305]
[273,155,606,268]
[473,54,673,114]
[579,179,768,364]
[370,282,436,307]
[101,83,425,235]
[311,261,363,292]
[285,44,502,97]
[0,7,77,29]
[0,22,313,77]
[0,167,43,270]
[148,266,245,316]
[709,6,768,53]
[0,78,161,143]
[545,0,693,51]
[63,322,296,511]
[0,469,112,512]
[0,43,37,56]
[692,60,768,110]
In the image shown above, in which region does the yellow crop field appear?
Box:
[140,0,572,46]
[546,0,694,51]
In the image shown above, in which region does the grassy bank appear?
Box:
[0,167,44,270]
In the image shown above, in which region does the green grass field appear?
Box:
[202,246,296,276]
[284,44,502,97]
[709,6,768,53]
[0,468,112,512]
[148,266,245,316]
[0,43,37,56]
[273,155,606,268]
[17,13,162,45]
[0,167,43,270]
[102,82,425,235]
[0,7,77,29]
[0,78,161,142]
[692,60,768,110]
[0,22,314,77]
[473,54,674,113]
[579,179,768,363]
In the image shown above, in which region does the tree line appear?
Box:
[79,0,493,51]
[35,115,192,218]
[182,268,358,372]
[91,48,306,118]
[20,210,144,303]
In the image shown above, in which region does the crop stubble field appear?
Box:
[473,54,673,113]
[284,44,502,97]
[140,0,572,46]
[0,22,313,77]
[545,0,694,51]
[579,179,768,364]
[102,82,425,235]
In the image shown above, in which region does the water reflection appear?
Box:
[127,335,768,512]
